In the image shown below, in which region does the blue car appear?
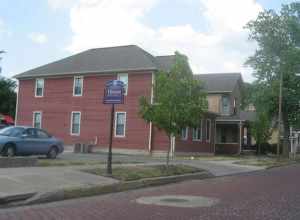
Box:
[0,126,64,159]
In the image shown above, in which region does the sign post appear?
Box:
[103,80,125,175]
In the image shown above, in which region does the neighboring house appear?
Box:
[14,45,252,155]
[195,73,256,154]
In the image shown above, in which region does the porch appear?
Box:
[214,111,256,155]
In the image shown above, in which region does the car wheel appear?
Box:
[47,147,58,159]
[4,144,15,157]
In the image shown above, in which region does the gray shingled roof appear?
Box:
[194,73,242,93]
[156,55,175,72]
[15,45,170,79]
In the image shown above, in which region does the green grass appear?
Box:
[84,164,202,181]
[176,155,242,161]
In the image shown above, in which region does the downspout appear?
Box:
[15,80,20,125]
[239,121,242,154]
[148,72,155,153]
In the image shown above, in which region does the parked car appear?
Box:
[0,126,64,159]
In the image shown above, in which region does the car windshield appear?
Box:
[0,127,25,137]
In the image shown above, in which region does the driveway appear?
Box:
[0,164,299,220]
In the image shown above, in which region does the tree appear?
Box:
[139,52,208,165]
[0,77,16,118]
[245,2,300,156]
[250,111,272,155]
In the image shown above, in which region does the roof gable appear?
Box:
[194,73,243,93]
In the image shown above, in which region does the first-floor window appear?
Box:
[206,119,211,142]
[115,112,126,137]
[192,121,202,141]
[33,112,42,128]
[181,127,188,140]
[71,112,81,135]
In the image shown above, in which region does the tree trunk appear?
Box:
[166,135,171,168]
[282,114,290,158]
[257,143,261,155]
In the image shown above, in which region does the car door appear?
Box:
[34,129,53,154]
[18,128,39,155]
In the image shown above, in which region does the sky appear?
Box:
[0,0,296,82]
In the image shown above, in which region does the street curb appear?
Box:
[0,192,36,205]
[7,171,213,207]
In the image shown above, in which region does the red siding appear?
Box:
[175,118,216,154]
[17,72,155,151]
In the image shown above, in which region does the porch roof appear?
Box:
[216,111,256,122]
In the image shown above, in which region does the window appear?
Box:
[117,73,128,95]
[115,112,126,137]
[221,96,230,115]
[73,76,83,96]
[35,78,44,97]
[36,129,50,138]
[33,112,42,129]
[71,112,81,135]
[206,119,211,142]
[192,121,202,141]
[181,127,188,140]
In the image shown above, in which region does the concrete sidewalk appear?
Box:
[0,166,118,200]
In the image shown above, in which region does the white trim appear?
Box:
[32,111,42,129]
[148,72,155,152]
[15,82,20,125]
[73,76,84,96]
[114,111,126,138]
[181,127,188,141]
[117,73,128,95]
[70,111,81,136]
[206,119,211,142]
[192,120,202,141]
[35,78,44,97]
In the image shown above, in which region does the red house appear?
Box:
[15,45,252,155]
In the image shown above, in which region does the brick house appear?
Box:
[15,45,253,155]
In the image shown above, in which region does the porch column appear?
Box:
[239,121,242,154]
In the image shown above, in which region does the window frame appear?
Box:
[70,111,81,136]
[206,119,211,142]
[192,120,202,141]
[181,127,188,141]
[35,78,44,97]
[114,111,126,138]
[73,76,84,97]
[221,95,230,115]
[117,73,128,96]
[33,111,42,129]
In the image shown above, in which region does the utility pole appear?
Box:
[277,70,283,159]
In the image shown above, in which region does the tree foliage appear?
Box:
[250,111,272,155]
[0,77,16,117]
[139,52,207,163]
[245,3,300,142]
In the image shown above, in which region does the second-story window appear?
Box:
[221,96,230,115]
[73,76,83,96]
[35,78,44,97]
[117,73,128,95]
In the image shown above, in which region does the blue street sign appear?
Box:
[103,80,125,104]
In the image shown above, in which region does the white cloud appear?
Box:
[66,0,263,82]
[28,33,48,44]
[47,0,78,10]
